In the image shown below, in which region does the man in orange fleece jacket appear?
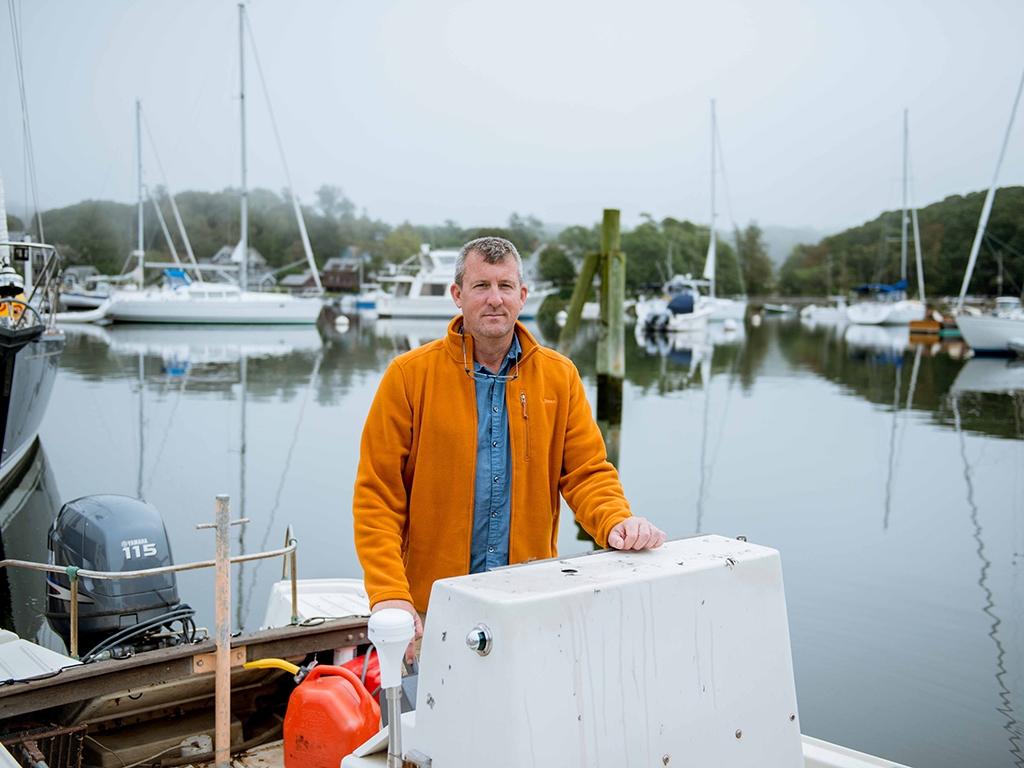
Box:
[353,237,665,660]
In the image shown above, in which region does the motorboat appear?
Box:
[59,266,121,310]
[637,285,715,334]
[375,246,551,320]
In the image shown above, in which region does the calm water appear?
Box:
[4,314,1023,767]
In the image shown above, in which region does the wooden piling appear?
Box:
[596,209,624,425]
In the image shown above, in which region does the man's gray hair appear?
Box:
[455,237,524,287]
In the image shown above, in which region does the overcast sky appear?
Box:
[4,0,1024,234]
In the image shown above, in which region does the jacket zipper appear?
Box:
[520,391,531,461]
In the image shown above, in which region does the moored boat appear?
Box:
[375,247,550,320]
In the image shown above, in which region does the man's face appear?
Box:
[450,250,528,341]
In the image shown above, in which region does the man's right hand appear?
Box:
[370,599,422,666]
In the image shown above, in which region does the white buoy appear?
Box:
[723,318,737,332]
[555,310,568,328]
[334,314,350,331]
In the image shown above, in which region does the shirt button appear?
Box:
[492,441,498,447]
[488,546,494,552]
[493,476,499,483]
[493,406,499,412]
[491,512,497,518]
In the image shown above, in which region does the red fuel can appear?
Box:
[283,664,381,768]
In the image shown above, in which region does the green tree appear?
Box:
[537,244,576,285]
[735,222,775,296]
[557,224,600,257]
[381,222,421,264]
[508,213,545,251]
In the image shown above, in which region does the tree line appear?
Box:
[19,182,1021,301]
[778,186,1024,299]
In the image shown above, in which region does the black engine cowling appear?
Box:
[45,495,181,655]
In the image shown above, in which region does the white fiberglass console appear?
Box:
[346,534,807,767]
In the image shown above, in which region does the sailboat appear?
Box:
[847,110,927,326]
[96,8,323,326]
[696,101,747,321]
[635,101,742,332]
[954,64,1024,354]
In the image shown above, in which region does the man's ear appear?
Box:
[450,282,463,308]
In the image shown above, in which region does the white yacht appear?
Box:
[375,246,551,320]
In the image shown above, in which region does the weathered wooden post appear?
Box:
[595,209,624,427]
[558,208,626,479]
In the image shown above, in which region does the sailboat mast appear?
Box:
[239,3,249,293]
[901,109,908,286]
[136,99,144,287]
[709,100,717,300]
[956,62,1024,311]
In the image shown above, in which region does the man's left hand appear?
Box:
[607,517,666,550]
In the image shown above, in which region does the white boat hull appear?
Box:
[664,305,714,332]
[846,299,925,325]
[955,312,1024,354]
[60,292,109,310]
[707,296,748,320]
[105,292,323,325]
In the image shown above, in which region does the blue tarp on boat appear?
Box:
[853,280,907,293]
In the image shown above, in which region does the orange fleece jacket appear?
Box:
[352,317,632,612]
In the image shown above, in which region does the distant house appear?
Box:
[320,249,362,293]
[278,270,319,294]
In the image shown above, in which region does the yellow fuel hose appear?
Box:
[243,658,300,675]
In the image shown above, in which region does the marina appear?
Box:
[3,1,1024,765]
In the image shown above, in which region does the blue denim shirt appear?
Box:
[469,334,521,574]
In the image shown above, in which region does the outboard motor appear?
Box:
[46,495,195,660]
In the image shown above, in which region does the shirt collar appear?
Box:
[474,333,521,376]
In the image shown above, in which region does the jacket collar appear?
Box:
[445,315,539,367]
